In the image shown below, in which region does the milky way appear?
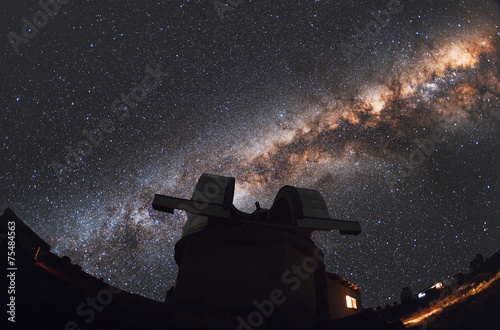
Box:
[1,0,499,307]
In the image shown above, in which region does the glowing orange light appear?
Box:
[346,295,357,309]
[403,271,500,326]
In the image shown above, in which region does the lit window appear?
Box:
[346,295,357,309]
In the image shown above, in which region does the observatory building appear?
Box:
[153,174,363,329]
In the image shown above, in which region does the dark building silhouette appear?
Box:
[153,174,364,328]
[400,287,413,305]
[0,208,165,330]
[470,253,485,271]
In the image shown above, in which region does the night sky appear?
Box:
[1,0,499,308]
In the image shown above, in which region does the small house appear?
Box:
[325,272,362,319]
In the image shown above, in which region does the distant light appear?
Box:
[418,292,426,298]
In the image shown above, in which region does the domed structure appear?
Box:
[153,174,362,329]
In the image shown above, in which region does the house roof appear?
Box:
[326,272,361,292]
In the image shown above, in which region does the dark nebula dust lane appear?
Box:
[1,0,499,307]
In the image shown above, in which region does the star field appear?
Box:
[1,0,499,307]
